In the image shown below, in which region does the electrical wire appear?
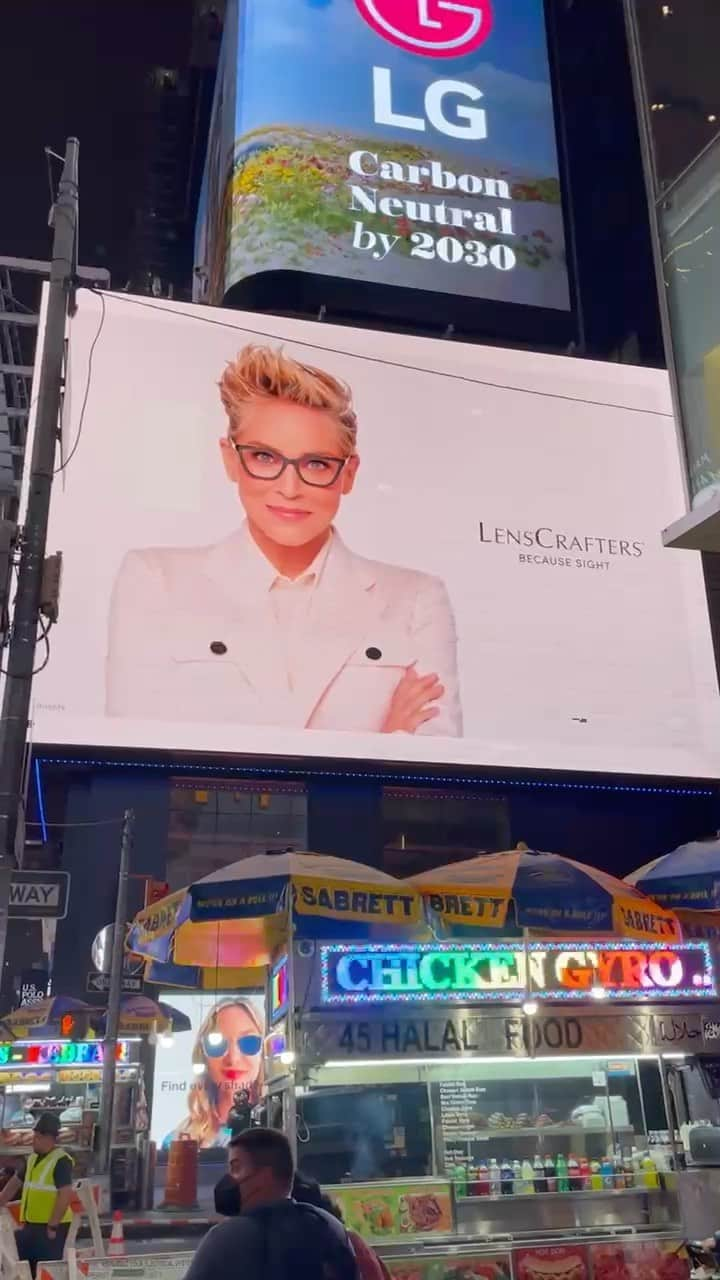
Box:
[54,290,106,475]
[31,616,51,675]
[91,287,673,421]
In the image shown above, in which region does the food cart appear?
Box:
[0,1036,148,1198]
[264,937,720,1280]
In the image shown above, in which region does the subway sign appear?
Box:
[320,941,716,1006]
[194,0,568,312]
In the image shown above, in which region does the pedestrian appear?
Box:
[214,1162,390,1280]
[292,1175,392,1280]
[0,1113,74,1276]
[187,1127,358,1280]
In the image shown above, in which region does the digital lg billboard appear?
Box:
[194,0,570,313]
[32,291,720,778]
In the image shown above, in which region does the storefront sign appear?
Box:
[301,1004,716,1062]
[0,1040,129,1067]
[321,941,715,1006]
[56,1066,135,1084]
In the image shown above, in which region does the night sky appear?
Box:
[2,0,193,282]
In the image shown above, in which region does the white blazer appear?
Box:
[105,528,462,737]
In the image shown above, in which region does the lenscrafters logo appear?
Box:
[354,0,494,58]
[479,522,645,573]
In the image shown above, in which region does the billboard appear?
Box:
[150,991,265,1150]
[33,291,720,778]
[193,0,569,312]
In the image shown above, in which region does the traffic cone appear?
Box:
[108,1210,126,1257]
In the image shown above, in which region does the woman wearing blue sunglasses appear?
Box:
[165,998,265,1149]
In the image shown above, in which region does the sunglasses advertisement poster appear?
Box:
[150,992,265,1151]
[33,292,720,779]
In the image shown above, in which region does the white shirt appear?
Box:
[246,529,333,696]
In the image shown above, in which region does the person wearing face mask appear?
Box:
[186,1127,358,1280]
[107,345,462,739]
[213,1165,390,1280]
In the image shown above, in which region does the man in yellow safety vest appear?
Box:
[0,1113,74,1275]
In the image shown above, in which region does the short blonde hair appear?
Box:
[219,344,358,455]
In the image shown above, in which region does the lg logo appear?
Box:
[355,0,493,59]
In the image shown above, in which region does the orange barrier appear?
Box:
[107,1210,125,1257]
[5,1181,98,1226]
[161,1137,198,1210]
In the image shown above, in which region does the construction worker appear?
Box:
[0,1113,74,1275]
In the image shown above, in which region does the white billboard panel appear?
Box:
[33,291,720,778]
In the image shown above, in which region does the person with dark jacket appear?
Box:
[187,1128,357,1280]
[214,1165,390,1280]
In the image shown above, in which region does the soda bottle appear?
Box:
[501,1159,514,1195]
[490,1159,502,1197]
[578,1156,591,1190]
[521,1159,535,1194]
[476,1162,490,1196]
[545,1155,557,1194]
[642,1155,659,1189]
[453,1162,468,1199]
[533,1155,545,1193]
[590,1160,603,1191]
[568,1155,581,1191]
[555,1152,569,1192]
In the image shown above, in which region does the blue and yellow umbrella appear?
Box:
[410,846,682,942]
[627,837,720,940]
[127,851,424,988]
[627,837,720,912]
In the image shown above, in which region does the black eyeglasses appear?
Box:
[232,443,348,489]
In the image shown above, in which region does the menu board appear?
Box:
[590,1241,688,1280]
[516,1245,589,1280]
[434,1079,490,1164]
[386,1253,511,1280]
[329,1180,453,1241]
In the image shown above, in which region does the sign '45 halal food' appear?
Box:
[320,941,716,1006]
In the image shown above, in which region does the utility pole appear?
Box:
[0,138,79,978]
[96,809,133,1176]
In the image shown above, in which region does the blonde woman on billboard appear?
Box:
[163,998,265,1149]
[106,345,462,736]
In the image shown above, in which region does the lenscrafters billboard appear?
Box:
[31,291,720,778]
[194,0,569,313]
